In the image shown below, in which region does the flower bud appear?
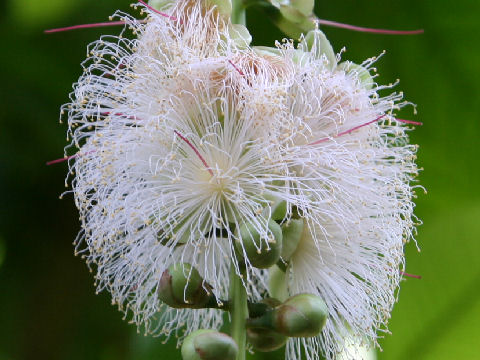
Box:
[247,327,287,352]
[236,219,283,269]
[248,294,328,337]
[274,294,328,337]
[302,29,336,68]
[338,62,374,90]
[182,329,238,360]
[280,218,304,261]
[158,263,213,309]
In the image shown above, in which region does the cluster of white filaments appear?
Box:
[63,1,419,359]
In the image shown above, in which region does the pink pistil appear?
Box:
[318,19,424,35]
[395,118,423,126]
[45,21,141,34]
[228,59,245,76]
[400,271,422,279]
[309,115,386,146]
[174,130,214,176]
[137,0,178,21]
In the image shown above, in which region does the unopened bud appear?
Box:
[247,327,287,352]
[182,329,238,360]
[302,29,336,68]
[236,219,283,269]
[338,62,374,90]
[274,294,328,337]
[248,293,328,337]
[280,218,304,261]
[158,263,213,308]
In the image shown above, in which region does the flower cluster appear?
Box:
[62,1,419,359]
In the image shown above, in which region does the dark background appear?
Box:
[1,0,479,359]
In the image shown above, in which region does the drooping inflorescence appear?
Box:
[54,0,422,359]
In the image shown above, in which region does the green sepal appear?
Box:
[182,329,238,360]
[301,29,336,68]
[204,0,233,17]
[338,61,374,90]
[290,0,314,16]
[228,23,252,49]
[148,0,173,11]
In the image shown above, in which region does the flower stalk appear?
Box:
[229,265,248,360]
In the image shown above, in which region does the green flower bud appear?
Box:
[280,218,304,261]
[274,294,328,337]
[302,29,336,68]
[228,24,252,49]
[204,0,232,17]
[158,263,213,309]
[338,62,374,90]
[248,294,328,337]
[247,327,287,352]
[236,219,283,269]
[182,329,238,360]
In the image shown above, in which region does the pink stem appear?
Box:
[174,130,214,176]
[137,0,178,21]
[400,271,422,279]
[228,59,245,76]
[318,19,424,35]
[45,21,142,34]
[309,115,386,146]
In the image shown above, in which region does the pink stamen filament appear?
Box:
[318,19,424,35]
[137,0,178,21]
[228,60,245,76]
[401,271,422,279]
[395,118,423,126]
[45,20,145,34]
[174,130,214,176]
[46,150,96,166]
[309,115,386,146]
[46,154,78,166]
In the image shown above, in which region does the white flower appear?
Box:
[250,37,419,360]
[64,0,295,339]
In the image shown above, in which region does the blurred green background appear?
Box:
[1,0,479,359]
